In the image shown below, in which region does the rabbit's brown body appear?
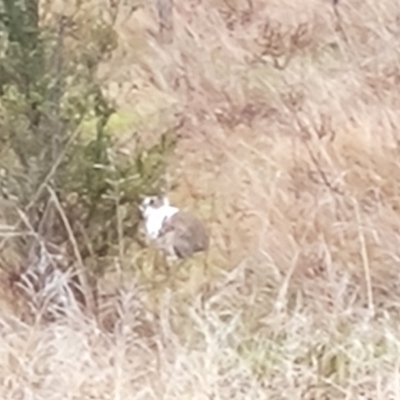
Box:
[156,210,209,259]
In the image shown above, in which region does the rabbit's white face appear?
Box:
[139,196,178,239]
[139,196,168,218]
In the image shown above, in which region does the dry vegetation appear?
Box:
[1,0,400,398]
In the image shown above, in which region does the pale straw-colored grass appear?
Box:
[2,0,400,398]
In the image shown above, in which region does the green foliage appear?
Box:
[60,126,176,260]
[0,1,175,272]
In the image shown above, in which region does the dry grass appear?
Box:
[2,0,400,398]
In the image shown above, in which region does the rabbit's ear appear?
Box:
[139,194,153,206]
[157,193,169,206]
[138,196,146,211]
[139,195,150,205]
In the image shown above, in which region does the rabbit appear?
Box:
[139,195,209,259]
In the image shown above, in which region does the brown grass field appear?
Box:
[2,0,400,398]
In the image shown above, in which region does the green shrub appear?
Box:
[0,0,175,279]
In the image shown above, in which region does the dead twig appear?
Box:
[47,185,96,318]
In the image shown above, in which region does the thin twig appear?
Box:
[353,197,374,316]
[26,122,83,211]
[47,185,96,318]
